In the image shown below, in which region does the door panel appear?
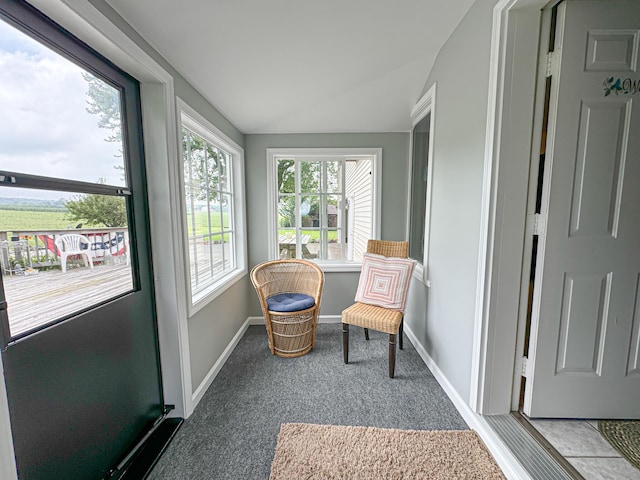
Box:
[4,296,162,480]
[569,99,630,238]
[585,30,638,72]
[525,0,640,418]
[0,2,164,478]
[556,272,610,375]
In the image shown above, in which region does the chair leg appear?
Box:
[82,253,93,269]
[364,327,369,341]
[399,318,404,350]
[342,323,349,364]
[389,334,396,378]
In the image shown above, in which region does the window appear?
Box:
[408,84,436,286]
[0,8,141,342]
[267,148,381,270]
[179,101,246,312]
[408,84,435,283]
[409,114,431,263]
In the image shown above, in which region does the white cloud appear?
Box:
[0,20,126,197]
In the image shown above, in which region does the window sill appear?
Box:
[188,267,247,317]
[412,262,431,287]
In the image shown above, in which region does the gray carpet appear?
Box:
[148,324,469,480]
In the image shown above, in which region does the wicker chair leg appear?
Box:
[364,327,369,341]
[342,323,349,364]
[389,333,396,378]
[399,318,404,350]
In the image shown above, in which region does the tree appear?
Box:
[277,159,295,227]
[83,72,121,144]
[82,72,124,179]
[65,179,127,227]
[182,128,226,209]
[277,160,340,228]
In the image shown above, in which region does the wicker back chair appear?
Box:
[342,240,409,377]
[366,239,409,258]
[251,259,325,358]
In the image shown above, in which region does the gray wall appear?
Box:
[88,1,250,391]
[405,0,496,402]
[245,133,409,316]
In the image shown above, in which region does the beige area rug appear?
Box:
[269,423,505,480]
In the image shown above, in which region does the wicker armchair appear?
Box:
[342,240,410,377]
[251,259,325,358]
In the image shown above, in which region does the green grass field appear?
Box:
[278,229,338,242]
[0,209,228,236]
[0,208,339,243]
[0,209,80,233]
[185,211,232,242]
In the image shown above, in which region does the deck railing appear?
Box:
[0,228,129,274]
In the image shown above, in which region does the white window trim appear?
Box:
[266,147,381,272]
[406,83,436,286]
[177,98,247,316]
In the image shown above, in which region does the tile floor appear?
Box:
[527,418,640,480]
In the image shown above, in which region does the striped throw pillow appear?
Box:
[355,253,416,311]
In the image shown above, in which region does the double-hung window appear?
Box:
[179,101,246,312]
[267,148,381,270]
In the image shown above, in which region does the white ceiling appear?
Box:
[105,0,475,134]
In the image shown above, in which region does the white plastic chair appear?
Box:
[55,234,94,273]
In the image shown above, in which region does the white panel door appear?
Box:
[525,0,640,418]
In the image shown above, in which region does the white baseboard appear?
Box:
[248,314,342,326]
[191,317,251,409]
[318,315,342,324]
[404,325,532,480]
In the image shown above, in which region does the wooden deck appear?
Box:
[2,239,229,338]
[3,263,133,337]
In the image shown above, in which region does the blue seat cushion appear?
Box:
[267,293,315,312]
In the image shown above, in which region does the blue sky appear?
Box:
[0,18,125,201]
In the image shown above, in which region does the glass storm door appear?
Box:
[0,2,164,479]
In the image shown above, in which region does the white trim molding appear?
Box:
[405,325,532,480]
[28,0,195,421]
[471,0,550,414]
[192,317,252,408]
[410,83,436,122]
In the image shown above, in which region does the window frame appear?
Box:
[177,99,247,316]
[266,148,381,272]
[407,84,436,286]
